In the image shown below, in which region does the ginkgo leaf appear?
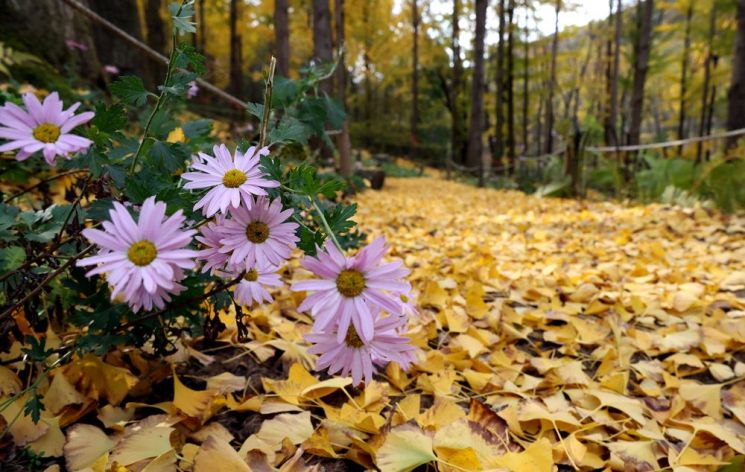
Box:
[607,441,659,471]
[194,435,251,472]
[109,415,177,466]
[376,423,436,472]
[678,382,722,419]
[0,365,22,395]
[491,437,553,472]
[238,411,314,458]
[300,377,352,399]
[63,424,114,471]
[173,371,215,419]
[45,371,86,415]
[206,372,247,393]
[27,416,65,457]
[141,449,178,472]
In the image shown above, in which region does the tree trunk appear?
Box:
[410,0,419,159]
[451,0,465,165]
[312,0,333,96]
[275,0,290,77]
[608,0,622,147]
[544,0,560,154]
[88,0,154,86]
[467,0,488,185]
[506,0,516,171]
[522,7,529,156]
[495,0,506,160]
[627,0,654,147]
[676,3,693,154]
[334,0,353,178]
[726,0,745,149]
[145,0,166,80]
[228,0,243,98]
[198,0,206,53]
[697,2,717,162]
[604,0,615,145]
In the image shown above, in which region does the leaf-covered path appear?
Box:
[4,176,745,471]
[353,176,745,470]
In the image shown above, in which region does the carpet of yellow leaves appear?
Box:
[2,176,745,471]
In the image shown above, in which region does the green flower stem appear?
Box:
[311,198,343,252]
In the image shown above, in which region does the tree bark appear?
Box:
[522,7,529,156]
[334,0,353,178]
[451,0,465,165]
[608,0,622,147]
[627,0,654,147]
[275,0,291,77]
[676,3,693,154]
[312,0,333,96]
[726,0,745,149]
[145,0,166,53]
[410,0,419,159]
[696,2,717,162]
[198,0,206,53]
[495,0,506,160]
[88,0,153,86]
[506,0,516,171]
[467,0,488,185]
[544,0,560,154]
[228,0,243,98]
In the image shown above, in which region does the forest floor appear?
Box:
[4,175,745,471]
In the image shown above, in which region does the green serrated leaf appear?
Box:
[111,76,150,106]
[0,246,25,272]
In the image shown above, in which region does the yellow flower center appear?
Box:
[245,222,269,243]
[32,123,61,143]
[244,268,258,282]
[344,324,365,348]
[222,168,247,188]
[127,240,157,266]
[336,269,366,298]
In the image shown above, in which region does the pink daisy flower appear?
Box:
[128,268,187,312]
[231,264,282,307]
[181,144,279,217]
[306,313,416,385]
[218,196,299,269]
[0,92,94,165]
[292,237,411,344]
[77,197,198,312]
[195,215,230,275]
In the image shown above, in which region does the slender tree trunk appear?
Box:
[608,0,622,147]
[410,0,419,159]
[726,0,745,150]
[334,0,353,178]
[467,0,488,185]
[228,0,243,98]
[363,2,372,145]
[198,0,206,53]
[676,3,693,154]
[506,0,516,171]
[627,0,654,147]
[312,0,333,95]
[452,0,465,165]
[145,0,166,53]
[544,0,560,154]
[697,2,717,162]
[522,7,529,156]
[275,0,291,77]
[604,0,615,145]
[705,58,719,160]
[495,0,506,160]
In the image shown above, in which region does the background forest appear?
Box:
[2,0,745,209]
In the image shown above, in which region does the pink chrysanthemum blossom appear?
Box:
[77,197,198,312]
[127,268,187,312]
[306,313,416,385]
[195,215,230,275]
[181,144,279,217]
[231,264,282,307]
[0,92,94,165]
[218,196,299,269]
[292,237,410,343]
